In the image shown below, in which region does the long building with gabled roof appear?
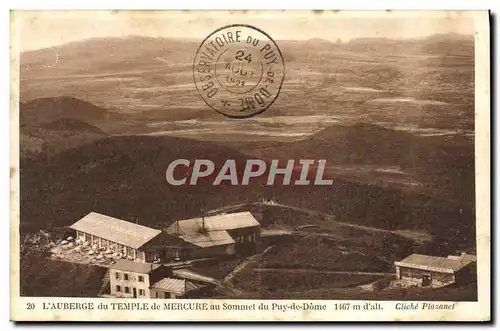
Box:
[70,212,189,263]
[70,211,261,263]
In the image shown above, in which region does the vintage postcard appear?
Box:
[10,10,490,322]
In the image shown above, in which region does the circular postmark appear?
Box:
[193,24,285,118]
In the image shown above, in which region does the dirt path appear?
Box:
[223,246,275,285]
[206,203,250,216]
[163,257,218,269]
[269,203,400,236]
[172,268,221,285]
[173,264,244,296]
[209,201,431,244]
[253,267,394,277]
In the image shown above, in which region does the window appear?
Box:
[139,289,145,296]
[125,287,130,293]
[116,285,121,292]
[124,273,129,281]
[137,251,145,262]
[156,292,159,298]
[138,275,144,282]
[115,272,120,280]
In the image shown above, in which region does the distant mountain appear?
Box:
[285,122,474,163]
[20,119,108,160]
[41,118,107,134]
[261,123,422,166]
[20,96,108,126]
[346,33,474,56]
[21,36,198,78]
[19,97,110,159]
[253,123,474,204]
[20,33,474,77]
[304,123,415,164]
[19,34,474,118]
[422,32,475,42]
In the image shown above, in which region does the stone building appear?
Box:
[394,253,477,288]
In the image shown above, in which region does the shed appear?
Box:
[394,253,477,288]
[151,277,208,299]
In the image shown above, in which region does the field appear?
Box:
[218,283,478,301]
[260,236,390,271]
[232,269,382,293]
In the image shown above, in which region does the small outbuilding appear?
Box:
[394,253,476,288]
[151,277,210,299]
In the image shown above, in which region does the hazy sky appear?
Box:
[14,11,476,51]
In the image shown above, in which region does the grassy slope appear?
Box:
[20,127,475,252]
[218,283,478,301]
[20,250,107,297]
[19,134,257,234]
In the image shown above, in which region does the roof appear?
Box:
[151,277,200,296]
[170,212,260,233]
[70,212,161,249]
[181,230,235,248]
[447,254,477,265]
[140,232,195,251]
[166,212,259,248]
[108,259,162,274]
[395,253,476,274]
[173,268,219,285]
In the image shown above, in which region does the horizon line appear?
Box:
[20,31,475,53]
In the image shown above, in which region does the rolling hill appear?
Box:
[41,118,108,134]
[20,134,258,234]
[20,96,108,126]
[20,119,108,160]
[19,97,112,159]
[20,130,475,252]
[241,123,474,204]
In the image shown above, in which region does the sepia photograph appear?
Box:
[10,10,490,321]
